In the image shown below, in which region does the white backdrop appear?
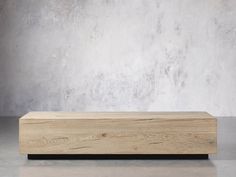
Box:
[0,0,236,116]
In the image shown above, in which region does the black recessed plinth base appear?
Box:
[28,154,208,160]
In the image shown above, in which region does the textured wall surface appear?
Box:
[0,0,236,116]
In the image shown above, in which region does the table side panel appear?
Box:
[19,118,217,154]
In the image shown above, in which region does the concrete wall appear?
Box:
[0,0,236,116]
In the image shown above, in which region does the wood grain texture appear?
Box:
[19,112,217,154]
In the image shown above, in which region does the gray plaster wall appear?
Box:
[0,0,236,117]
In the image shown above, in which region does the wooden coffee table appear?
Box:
[19,112,217,159]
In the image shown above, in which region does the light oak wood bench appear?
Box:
[19,112,217,159]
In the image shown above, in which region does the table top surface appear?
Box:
[20,112,215,120]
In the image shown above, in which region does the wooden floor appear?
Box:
[19,112,217,155]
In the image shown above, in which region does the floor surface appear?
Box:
[0,117,236,177]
